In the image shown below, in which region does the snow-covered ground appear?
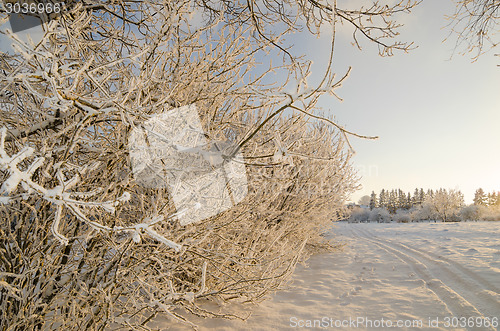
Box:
[156,221,500,330]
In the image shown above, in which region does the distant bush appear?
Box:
[482,206,500,221]
[424,189,464,222]
[394,210,411,223]
[459,205,483,221]
[409,205,433,222]
[348,207,370,223]
[350,200,500,224]
[347,207,392,223]
[369,208,392,223]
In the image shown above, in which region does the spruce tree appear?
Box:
[370,191,377,210]
[379,189,387,208]
[388,190,397,214]
[412,188,419,206]
[488,192,497,207]
[419,188,425,204]
[398,189,407,210]
[427,189,435,198]
[473,188,487,205]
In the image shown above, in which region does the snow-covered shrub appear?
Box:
[459,205,484,221]
[423,189,464,222]
[394,209,411,223]
[409,204,434,221]
[348,207,370,223]
[483,213,500,221]
[369,208,392,223]
[0,89,356,330]
[482,206,500,221]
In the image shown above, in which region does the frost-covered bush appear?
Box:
[482,206,500,221]
[422,189,464,222]
[394,210,411,223]
[0,3,352,330]
[483,213,500,221]
[409,204,434,221]
[459,205,484,221]
[0,71,355,329]
[348,207,370,223]
[369,208,392,223]
[459,202,500,222]
[348,207,392,223]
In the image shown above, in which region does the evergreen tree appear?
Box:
[379,189,387,208]
[407,192,412,209]
[388,190,397,214]
[419,188,425,204]
[427,189,434,198]
[473,188,487,205]
[398,189,407,210]
[488,192,497,207]
[369,191,377,210]
[412,188,420,206]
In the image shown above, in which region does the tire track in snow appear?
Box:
[382,239,500,313]
[349,226,498,330]
[354,226,500,318]
[355,226,500,293]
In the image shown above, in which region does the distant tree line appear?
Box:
[351,187,500,223]
[367,188,463,214]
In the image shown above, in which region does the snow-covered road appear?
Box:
[343,222,500,330]
[156,221,500,330]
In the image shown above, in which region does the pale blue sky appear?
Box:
[299,0,499,204]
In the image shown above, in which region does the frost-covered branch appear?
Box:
[0,127,181,250]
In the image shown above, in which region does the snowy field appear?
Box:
[157,221,500,330]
